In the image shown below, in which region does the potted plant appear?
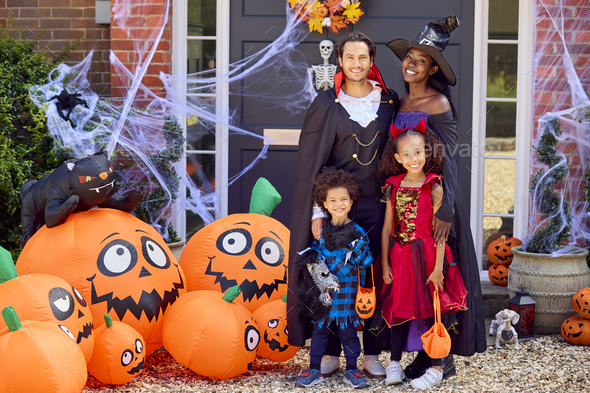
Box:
[508,114,590,334]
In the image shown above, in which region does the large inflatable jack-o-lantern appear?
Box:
[16,208,187,353]
[252,294,299,362]
[0,246,94,362]
[180,178,289,312]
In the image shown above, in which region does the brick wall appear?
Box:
[0,0,111,96]
[110,0,172,101]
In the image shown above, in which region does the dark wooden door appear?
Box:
[229,0,475,228]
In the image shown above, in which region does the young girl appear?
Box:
[379,120,467,390]
[295,167,373,389]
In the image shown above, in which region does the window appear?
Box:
[471,0,534,280]
[172,0,229,240]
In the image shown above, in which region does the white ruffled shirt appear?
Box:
[337,79,382,128]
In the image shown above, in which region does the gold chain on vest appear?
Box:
[352,149,378,166]
[352,131,380,147]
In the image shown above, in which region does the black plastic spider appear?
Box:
[49,89,89,122]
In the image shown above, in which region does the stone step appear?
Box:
[481,280,510,319]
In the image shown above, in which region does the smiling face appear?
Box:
[252,298,299,362]
[338,41,373,84]
[179,213,289,312]
[395,134,427,175]
[401,47,439,84]
[70,154,118,206]
[323,187,353,223]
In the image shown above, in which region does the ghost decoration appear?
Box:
[309,39,337,92]
[16,208,186,353]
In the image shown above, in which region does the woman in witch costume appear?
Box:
[385,15,487,379]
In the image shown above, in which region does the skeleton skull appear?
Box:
[319,40,334,60]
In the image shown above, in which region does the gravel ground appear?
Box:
[83,334,590,393]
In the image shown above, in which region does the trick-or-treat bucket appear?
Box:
[508,246,590,334]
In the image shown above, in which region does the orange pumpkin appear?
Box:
[488,264,509,286]
[315,5,328,18]
[561,316,590,346]
[486,234,522,266]
[0,306,87,393]
[0,273,94,363]
[252,294,299,362]
[179,213,288,313]
[163,286,260,379]
[88,314,145,385]
[573,287,590,319]
[16,208,187,353]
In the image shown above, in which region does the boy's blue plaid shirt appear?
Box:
[310,223,373,329]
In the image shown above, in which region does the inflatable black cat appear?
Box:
[20,152,142,246]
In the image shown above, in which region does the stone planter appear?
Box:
[167,239,186,262]
[508,246,590,334]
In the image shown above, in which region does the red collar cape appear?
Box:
[385,172,442,190]
[333,64,389,97]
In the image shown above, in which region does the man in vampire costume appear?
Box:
[288,32,399,379]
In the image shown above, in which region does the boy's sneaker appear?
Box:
[385,361,406,385]
[321,355,341,377]
[343,369,369,389]
[410,367,443,390]
[295,368,323,387]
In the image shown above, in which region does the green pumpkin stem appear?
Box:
[223,285,242,303]
[2,307,22,332]
[282,293,287,303]
[104,314,113,328]
[249,177,282,216]
[0,246,17,285]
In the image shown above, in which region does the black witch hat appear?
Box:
[387,16,461,86]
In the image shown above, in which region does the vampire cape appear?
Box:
[287,65,399,347]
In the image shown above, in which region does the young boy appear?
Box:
[295,167,373,389]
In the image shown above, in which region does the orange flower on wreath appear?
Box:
[288,0,366,34]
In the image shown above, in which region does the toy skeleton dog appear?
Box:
[489,309,520,349]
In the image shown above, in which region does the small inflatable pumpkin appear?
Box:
[0,306,87,393]
[163,286,260,379]
[488,264,509,286]
[561,316,590,346]
[573,288,590,319]
[87,315,145,385]
[252,294,299,362]
[486,234,522,266]
[180,178,288,312]
[16,208,187,353]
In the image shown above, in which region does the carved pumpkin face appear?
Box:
[573,288,590,319]
[356,287,376,318]
[487,235,522,266]
[252,296,299,362]
[0,273,94,362]
[16,208,187,353]
[88,315,145,385]
[561,316,590,345]
[163,286,261,380]
[180,213,289,312]
[488,264,509,286]
[0,307,88,393]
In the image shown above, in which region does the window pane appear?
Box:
[185,153,215,239]
[187,39,216,75]
[487,44,518,99]
[484,158,515,214]
[489,0,519,40]
[186,97,216,151]
[483,216,514,269]
[485,101,516,155]
[188,0,216,36]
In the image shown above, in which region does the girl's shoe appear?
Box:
[410,367,443,390]
[384,361,406,385]
[320,355,341,377]
[362,355,386,379]
[296,368,323,387]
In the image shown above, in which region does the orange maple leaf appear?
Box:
[308,15,324,33]
[324,0,344,13]
[329,14,347,33]
[343,2,364,23]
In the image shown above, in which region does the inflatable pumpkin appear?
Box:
[163,286,260,379]
[561,316,590,346]
[252,294,299,362]
[16,208,187,353]
[488,264,509,286]
[573,288,590,319]
[180,178,288,312]
[486,234,522,266]
[0,306,87,393]
[87,315,145,385]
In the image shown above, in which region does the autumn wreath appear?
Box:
[288,0,365,34]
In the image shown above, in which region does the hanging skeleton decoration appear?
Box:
[309,40,337,92]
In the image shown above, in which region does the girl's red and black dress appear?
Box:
[381,173,467,337]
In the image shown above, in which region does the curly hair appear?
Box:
[312,167,361,208]
[334,31,377,61]
[380,129,444,177]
